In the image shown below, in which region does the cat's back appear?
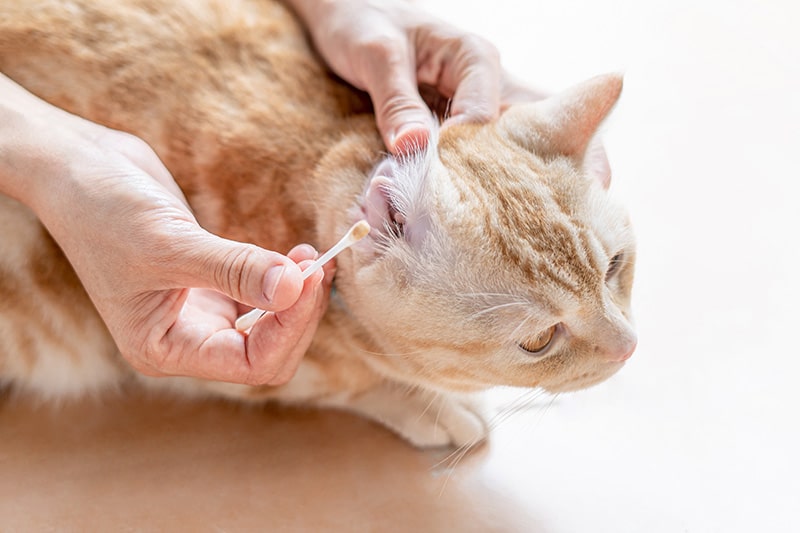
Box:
[0,0,369,246]
[0,0,339,147]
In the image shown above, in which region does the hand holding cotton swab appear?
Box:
[234,220,371,332]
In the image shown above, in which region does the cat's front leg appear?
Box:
[334,384,489,449]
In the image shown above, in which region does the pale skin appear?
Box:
[0,0,543,386]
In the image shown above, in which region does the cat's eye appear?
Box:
[606,252,624,281]
[518,325,557,355]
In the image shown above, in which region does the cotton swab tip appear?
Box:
[349,219,371,241]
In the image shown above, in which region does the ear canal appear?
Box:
[499,73,623,159]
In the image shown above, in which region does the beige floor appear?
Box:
[3,0,799,531]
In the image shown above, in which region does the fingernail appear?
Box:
[263,265,286,303]
[390,122,431,155]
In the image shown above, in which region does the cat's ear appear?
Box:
[499,73,622,186]
[584,137,612,189]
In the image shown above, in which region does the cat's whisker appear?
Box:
[486,388,548,431]
[511,391,562,442]
[509,313,537,342]
[435,434,486,497]
[432,442,467,475]
[461,291,522,299]
[353,347,424,359]
[416,390,441,423]
[471,390,559,461]
[519,392,562,438]
[459,292,529,309]
[467,301,530,320]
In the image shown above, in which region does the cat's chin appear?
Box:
[539,361,627,393]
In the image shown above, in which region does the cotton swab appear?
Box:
[234,220,371,333]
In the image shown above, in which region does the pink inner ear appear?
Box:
[363,174,393,233]
[584,139,612,189]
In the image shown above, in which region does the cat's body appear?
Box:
[0,0,636,447]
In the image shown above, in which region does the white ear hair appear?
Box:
[362,123,440,245]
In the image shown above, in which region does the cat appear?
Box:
[0,0,636,448]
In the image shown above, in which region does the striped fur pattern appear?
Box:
[0,0,636,447]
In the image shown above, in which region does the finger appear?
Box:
[250,252,336,385]
[357,37,433,154]
[287,243,318,263]
[499,72,549,110]
[157,268,324,386]
[175,228,305,312]
[268,257,336,384]
[245,262,326,385]
[268,278,330,384]
[430,34,502,127]
[234,242,320,316]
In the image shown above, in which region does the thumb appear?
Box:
[362,45,433,155]
[177,228,305,312]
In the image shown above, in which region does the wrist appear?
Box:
[0,74,99,220]
[0,76,59,205]
[283,0,336,34]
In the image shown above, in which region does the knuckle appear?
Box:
[433,29,500,64]
[249,367,281,386]
[266,372,293,387]
[356,34,405,62]
[352,34,411,87]
[378,90,423,119]
[125,345,167,377]
[212,245,258,302]
[110,130,157,161]
[458,32,500,63]
[451,34,501,84]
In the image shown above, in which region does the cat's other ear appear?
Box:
[584,137,612,188]
[499,73,622,185]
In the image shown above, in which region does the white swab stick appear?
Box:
[234,220,371,332]
[299,220,371,281]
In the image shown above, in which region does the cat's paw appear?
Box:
[342,386,489,449]
[400,395,489,449]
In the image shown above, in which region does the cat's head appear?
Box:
[338,74,636,394]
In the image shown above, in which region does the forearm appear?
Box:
[283,0,336,29]
[0,73,78,210]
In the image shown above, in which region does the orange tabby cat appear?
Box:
[0,0,636,447]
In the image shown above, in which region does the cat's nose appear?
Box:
[603,338,637,362]
[609,339,637,362]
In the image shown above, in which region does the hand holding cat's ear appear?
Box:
[287,0,540,154]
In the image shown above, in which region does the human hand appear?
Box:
[287,0,547,154]
[0,74,332,386]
